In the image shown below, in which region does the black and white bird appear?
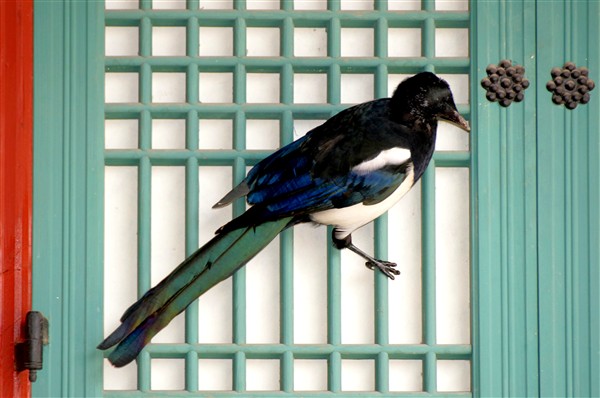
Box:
[99,71,470,367]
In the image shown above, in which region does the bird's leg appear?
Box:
[332,231,400,280]
[348,244,400,280]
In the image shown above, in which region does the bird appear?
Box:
[98,72,470,367]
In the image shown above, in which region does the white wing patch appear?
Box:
[310,162,415,239]
[352,147,411,174]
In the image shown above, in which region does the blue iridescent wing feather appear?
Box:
[218,99,412,231]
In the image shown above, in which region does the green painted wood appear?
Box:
[473,1,599,396]
[103,392,470,398]
[34,1,472,395]
[420,166,436,393]
[536,2,600,397]
[471,1,539,396]
[32,1,105,397]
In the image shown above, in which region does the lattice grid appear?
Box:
[103,0,471,395]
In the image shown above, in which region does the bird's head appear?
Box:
[392,72,470,132]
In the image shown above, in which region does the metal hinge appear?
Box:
[15,311,49,382]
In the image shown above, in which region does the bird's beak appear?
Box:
[442,108,471,133]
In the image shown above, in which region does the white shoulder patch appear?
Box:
[352,147,411,173]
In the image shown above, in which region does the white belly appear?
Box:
[309,164,415,239]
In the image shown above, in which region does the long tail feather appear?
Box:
[99,217,293,367]
[97,227,247,350]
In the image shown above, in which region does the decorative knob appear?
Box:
[481,60,530,107]
[546,62,595,109]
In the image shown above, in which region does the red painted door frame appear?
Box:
[0,0,33,396]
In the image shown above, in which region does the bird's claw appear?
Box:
[365,260,400,280]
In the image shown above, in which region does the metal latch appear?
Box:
[15,311,49,382]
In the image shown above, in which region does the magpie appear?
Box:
[99,72,470,367]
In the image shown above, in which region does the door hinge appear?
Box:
[15,311,49,382]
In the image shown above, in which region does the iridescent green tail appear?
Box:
[98,217,293,367]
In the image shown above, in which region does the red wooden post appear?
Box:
[0,0,34,396]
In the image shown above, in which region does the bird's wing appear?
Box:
[212,135,308,209]
[215,99,414,230]
[218,151,412,233]
[259,165,411,213]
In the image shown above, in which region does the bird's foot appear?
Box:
[365,260,400,280]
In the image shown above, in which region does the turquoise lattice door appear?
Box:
[101,0,472,395]
[472,1,599,396]
[31,1,598,397]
